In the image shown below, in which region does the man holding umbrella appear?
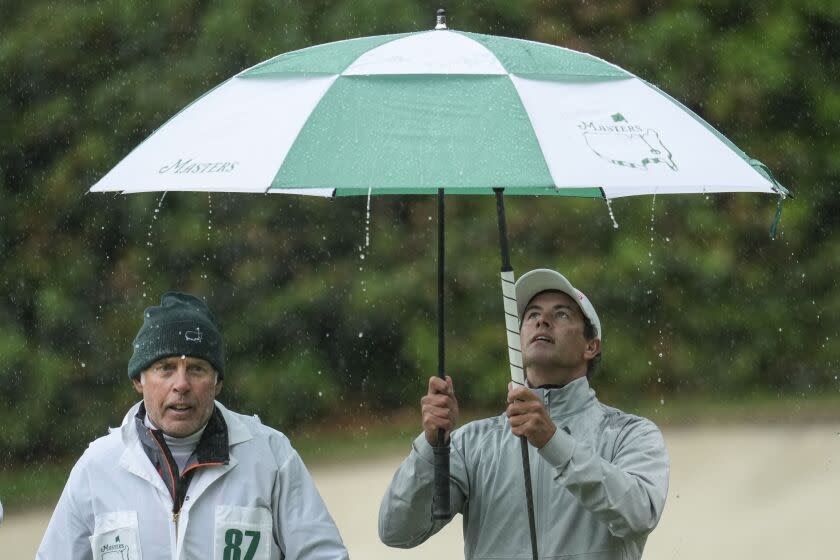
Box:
[379,268,669,559]
[38,292,348,560]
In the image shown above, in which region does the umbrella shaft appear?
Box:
[521,437,539,560]
[495,188,539,560]
[493,188,512,272]
[433,187,451,520]
[438,188,445,379]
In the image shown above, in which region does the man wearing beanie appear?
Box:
[38,292,348,560]
[380,269,669,559]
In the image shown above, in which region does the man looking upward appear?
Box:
[379,268,669,559]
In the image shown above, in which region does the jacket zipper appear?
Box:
[174,510,180,553]
[147,428,227,557]
[148,429,183,555]
[537,391,551,545]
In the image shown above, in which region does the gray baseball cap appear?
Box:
[514,269,601,340]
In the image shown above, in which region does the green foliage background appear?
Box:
[1,1,838,464]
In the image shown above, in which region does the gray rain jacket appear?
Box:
[379,377,669,559]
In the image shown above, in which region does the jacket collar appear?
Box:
[133,402,229,465]
[212,401,253,446]
[119,400,253,448]
[531,376,597,419]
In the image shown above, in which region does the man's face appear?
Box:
[520,290,599,384]
[133,356,222,437]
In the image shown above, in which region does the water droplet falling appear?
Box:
[648,193,658,274]
[141,192,167,300]
[358,188,373,302]
[604,197,619,229]
[365,186,373,248]
[202,193,213,283]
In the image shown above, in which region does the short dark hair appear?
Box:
[583,315,601,377]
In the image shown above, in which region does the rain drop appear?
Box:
[358,332,364,338]
[364,185,373,248]
[648,193,658,273]
[658,353,663,358]
[81,362,86,368]
[604,198,619,229]
[141,192,167,297]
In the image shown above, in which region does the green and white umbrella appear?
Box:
[92,23,787,200]
[91,13,790,557]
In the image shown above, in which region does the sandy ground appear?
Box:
[3,423,838,559]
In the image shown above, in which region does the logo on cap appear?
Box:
[185,327,203,342]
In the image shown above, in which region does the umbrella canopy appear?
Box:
[91,27,788,200]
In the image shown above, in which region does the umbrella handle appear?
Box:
[432,436,450,519]
[500,270,525,386]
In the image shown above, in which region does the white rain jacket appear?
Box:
[38,401,348,560]
[379,377,669,559]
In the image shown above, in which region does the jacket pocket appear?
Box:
[89,510,143,560]
[214,505,273,560]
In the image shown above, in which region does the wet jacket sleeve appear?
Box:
[272,444,349,560]
[378,433,468,548]
[538,419,669,538]
[36,456,95,560]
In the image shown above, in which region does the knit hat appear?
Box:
[128,292,225,380]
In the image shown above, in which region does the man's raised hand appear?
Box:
[422,376,459,446]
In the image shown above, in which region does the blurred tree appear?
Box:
[0,0,838,464]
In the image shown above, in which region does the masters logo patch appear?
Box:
[578,113,677,172]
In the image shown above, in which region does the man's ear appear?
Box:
[215,381,223,397]
[132,377,144,394]
[584,338,601,360]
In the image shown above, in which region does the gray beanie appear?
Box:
[128,292,225,380]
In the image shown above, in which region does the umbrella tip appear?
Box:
[435,8,447,30]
